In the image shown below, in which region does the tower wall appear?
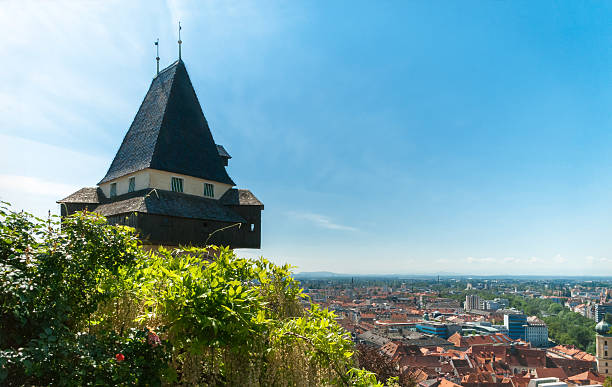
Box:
[99,168,233,200]
[596,334,612,376]
[107,212,261,249]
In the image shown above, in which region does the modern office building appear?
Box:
[416,322,449,339]
[594,303,612,323]
[524,323,548,347]
[504,313,527,340]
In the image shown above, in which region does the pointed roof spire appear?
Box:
[178,21,182,60]
[99,61,235,186]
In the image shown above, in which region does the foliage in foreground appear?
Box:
[0,204,381,386]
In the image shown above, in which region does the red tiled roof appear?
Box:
[506,348,547,369]
[449,333,512,348]
[438,378,461,387]
[510,374,532,387]
[466,345,507,358]
[567,370,605,383]
[534,367,567,379]
[549,345,596,362]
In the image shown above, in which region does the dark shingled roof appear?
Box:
[216,144,231,159]
[220,189,264,207]
[57,187,103,203]
[94,189,245,223]
[99,60,235,186]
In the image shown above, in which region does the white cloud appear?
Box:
[527,256,541,264]
[287,211,358,232]
[0,175,78,198]
[0,134,107,217]
[466,256,495,264]
[553,254,568,264]
[0,174,82,217]
[0,0,157,147]
[586,256,612,264]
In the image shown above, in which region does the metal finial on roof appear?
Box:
[178,21,182,60]
[155,39,160,75]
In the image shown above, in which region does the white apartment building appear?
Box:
[465,294,481,311]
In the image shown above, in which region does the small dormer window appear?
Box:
[171,177,183,193]
[110,183,117,198]
[128,177,135,193]
[203,183,214,198]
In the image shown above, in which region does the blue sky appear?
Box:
[2,1,612,275]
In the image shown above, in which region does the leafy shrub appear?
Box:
[0,203,379,386]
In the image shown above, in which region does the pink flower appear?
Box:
[147,331,161,348]
[115,353,125,362]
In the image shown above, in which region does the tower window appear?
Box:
[203,183,214,198]
[171,177,183,193]
[110,183,117,198]
[128,177,135,192]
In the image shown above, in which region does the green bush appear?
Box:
[0,203,378,386]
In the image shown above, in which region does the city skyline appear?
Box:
[3,1,612,275]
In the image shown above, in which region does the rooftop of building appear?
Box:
[99,60,234,186]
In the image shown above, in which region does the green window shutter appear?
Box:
[128,177,135,192]
[204,183,214,197]
[171,177,183,193]
[110,183,117,198]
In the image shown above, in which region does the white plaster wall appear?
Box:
[98,169,232,199]
[148,169,232,199]
[99,171,150,198]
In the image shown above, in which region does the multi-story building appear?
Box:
[524,323,548,347]
[595,320,612,376]
[504,313,527,340]
[478,299,487,310]
[465,294,481,311]
[495,298,510,308]
[493,325,509,335]
[586,304,597,320]
[594,303,612,323]
[484,300,500,311]
[416,322,449,339]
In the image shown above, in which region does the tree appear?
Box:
[356,344,398,384]
[356,344,417,387]
[0,204,381,386]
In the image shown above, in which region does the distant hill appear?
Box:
[294,271,349,279]
[293,271,612,280]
